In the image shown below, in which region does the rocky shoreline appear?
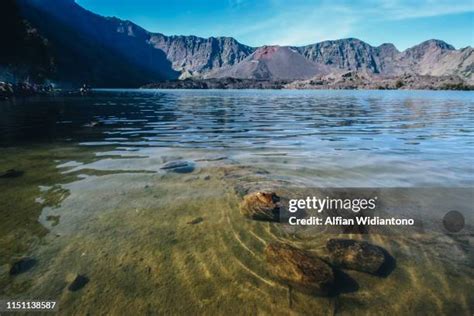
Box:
[0,82,95,100]
[3,72,471,99]
[287,72,474,90]
[142,77,289,89]
[142,72,473,90]
[0,81,55,100]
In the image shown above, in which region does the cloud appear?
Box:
[373,0,474,20]
[230,2,359,45]
[226,0,473,46]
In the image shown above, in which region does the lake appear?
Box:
[0,89,472,314]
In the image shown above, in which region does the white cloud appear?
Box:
[373,0,473,20]
[226,0,473,46]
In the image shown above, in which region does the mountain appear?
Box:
[13,0,179,87]
[209,46,330,80]
[296,38,382,73]
[294,38,473,82]
[149,34,254,78]
[400,40,473,79]
[0,0,55,83]
[2,0,472,87]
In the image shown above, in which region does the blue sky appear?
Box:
[76,0,474,50]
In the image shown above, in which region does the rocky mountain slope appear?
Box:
[296,38,383,73]
[202,39,472,83]
[150,34,473,83]
[149,34,254,78]
[9,0,179,87]
[0,0,55,83]
[400,40,473,79]
[209,46,331,80]
[295,38,473,82]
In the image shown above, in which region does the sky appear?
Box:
[76,0,474,50]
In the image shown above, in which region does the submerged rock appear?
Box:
[265,242,334,295]
[187,217,204,225]
[9,258,37,275]
[240,191,281,221]
[0,169,24,178]
[46,215,60,227]
[160,160,195,173]
[326,239,386,274]
[196,155,228,162]
[217,165,291,197]
[68,274,89,291]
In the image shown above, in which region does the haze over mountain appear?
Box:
[1,0,472,87]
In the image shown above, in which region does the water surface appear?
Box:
[0,90,472,314]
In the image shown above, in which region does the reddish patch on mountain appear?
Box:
[254,46,280,60]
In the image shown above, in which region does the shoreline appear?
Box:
[140,86,474,91]
[141,75,474,91]
[0,82,56,100]
[1,80,472,102]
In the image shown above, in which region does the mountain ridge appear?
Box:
[2,0,472,87]
[12,0,179,87]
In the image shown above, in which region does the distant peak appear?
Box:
[412,39,455,50]
[253,45,282,59]
[378,43,396,48]
[343,37,361,42]
[311,38,372,48]
[378,43,399,53]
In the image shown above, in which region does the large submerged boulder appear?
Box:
[0,169,24,178]
[265,242,334,295]
[326,239,386,274]
[68,274,89,292]
[160,160,195,173]
[240,191,281,221]
[9,257,37,275]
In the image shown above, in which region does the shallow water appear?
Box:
[0,90,473,315]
